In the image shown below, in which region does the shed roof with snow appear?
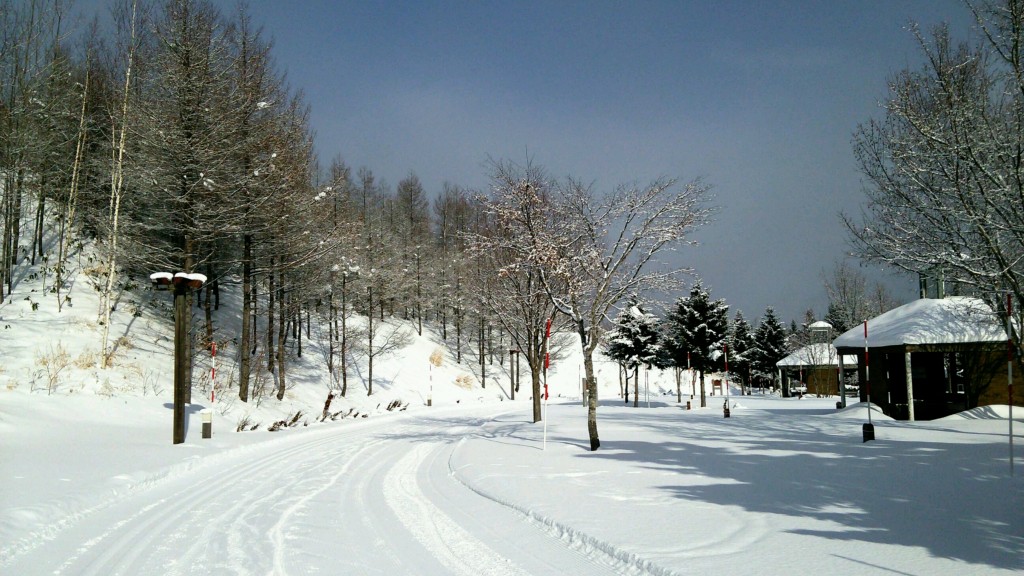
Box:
[832,297,1007,350]
[776,343,858,368]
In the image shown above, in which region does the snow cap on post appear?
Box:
[173,272,207,289]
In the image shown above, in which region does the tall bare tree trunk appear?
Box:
[238,234,252,401]
[267,261,275,373]
[634,365,640,408]
[31,184,44,265]
[276,278,286,400]
[367,284,374,396]
[203,263,213,345]
[584,347,600,451]
[479,315,486,388]
[57,61,89,312]
[100,0,137,368]
[340,272,349,396]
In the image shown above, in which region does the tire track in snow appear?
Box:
[383,442,531,576]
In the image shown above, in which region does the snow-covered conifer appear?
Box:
[663,282,728,408]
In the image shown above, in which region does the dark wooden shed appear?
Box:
[833,297,1020,420]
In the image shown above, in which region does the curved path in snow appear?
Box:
[3,405,643,575]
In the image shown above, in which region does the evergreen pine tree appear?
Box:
[750,307,789,394]
[663,282,728,408]
[605,297,660,407]
[729,311,756,394]
[823,301,850,335]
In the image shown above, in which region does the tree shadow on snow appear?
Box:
[572,409,1024,572]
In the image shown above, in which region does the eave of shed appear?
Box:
[776,343,857,368]
[833,297,1007,350]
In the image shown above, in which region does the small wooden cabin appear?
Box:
[833,297,1021,420]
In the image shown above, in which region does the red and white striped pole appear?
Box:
[543,317,551,451]
[864,319,874,442]
[210,342,217,403]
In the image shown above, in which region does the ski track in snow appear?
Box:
[3,406,675,575]
[383,443,531,576]
[446,424,682,576]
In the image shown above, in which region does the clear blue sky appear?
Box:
[83,0,979,324]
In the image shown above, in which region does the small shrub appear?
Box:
[74,349,99,369]
[36,343,71,395]
[236,415,253,432]
[124,363,163,396]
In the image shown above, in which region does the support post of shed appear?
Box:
[839,355,847,408]
[905,351,915,421]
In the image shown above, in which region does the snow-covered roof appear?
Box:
[833,297,1007,349]
[776,343,857,368]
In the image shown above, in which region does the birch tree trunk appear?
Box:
[56,61,88,312]
[100,0,138,368]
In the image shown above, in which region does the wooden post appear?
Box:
[173,281,188,444]
[905,351,915,421]
[839,354,847,408]
[152,272,205,445]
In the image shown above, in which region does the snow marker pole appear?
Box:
[864,320,874,442]
[1008,294,1014,476]
[543,317,551,451]
[210,342,216,403]
[723,344,730,417]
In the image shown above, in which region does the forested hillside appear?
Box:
[2,2,715,450]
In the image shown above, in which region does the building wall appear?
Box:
[848,348,1024,419]
[978,356,1024,408]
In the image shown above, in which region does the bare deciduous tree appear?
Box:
[482,160,713,450]
[845,2,1023,349]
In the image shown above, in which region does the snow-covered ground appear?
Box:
[2,236,1023,574]
[3,382,1023,574]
